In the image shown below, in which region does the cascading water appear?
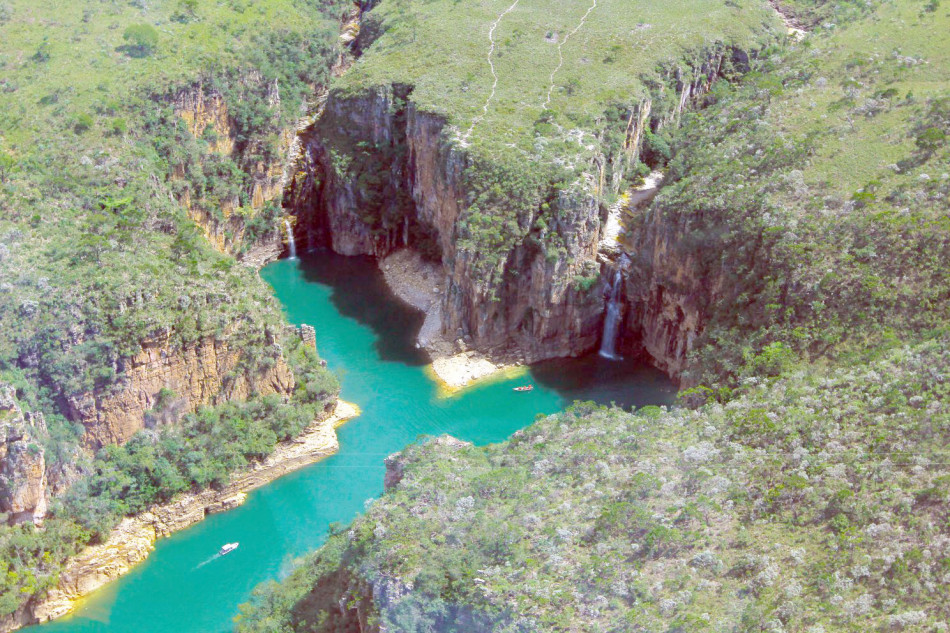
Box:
[284,220,297,260]
[598,257,628,360]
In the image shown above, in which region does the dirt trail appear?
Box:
[769,0,807,38]
[542,0,598,110]
[462,0,522,142]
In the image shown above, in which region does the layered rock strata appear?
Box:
[0,386,48,526]
[67,333,295,449]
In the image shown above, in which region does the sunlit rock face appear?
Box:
[0,385,48,526]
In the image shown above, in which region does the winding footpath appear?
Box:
[462,0,521,142]
[542,0,598,110]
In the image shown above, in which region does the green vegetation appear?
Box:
[342,0,776,150]
[238,336,950,631]
[632,0,950,386]
[0,0,347,617]
[121,24,160,58]
[237,1,950,631]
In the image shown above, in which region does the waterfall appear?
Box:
[598,258,627,360]
[284,220,297,260]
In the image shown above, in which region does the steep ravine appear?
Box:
[285,43,754,376]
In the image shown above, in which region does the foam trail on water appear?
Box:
[194,553,221,570]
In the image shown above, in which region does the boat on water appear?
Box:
[513,385,534,392]
[219,542,239,556]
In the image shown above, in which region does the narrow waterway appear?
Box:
[33,251,675,633]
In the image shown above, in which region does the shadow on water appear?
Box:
[297,250,429,366]
[530,353,678,410]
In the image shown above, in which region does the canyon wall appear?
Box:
[287,44,750,371]
[172,84,293,268]
[0,386,47,526]
[66,332,294,450]
[289,86,609,365]
[605,52,751,382]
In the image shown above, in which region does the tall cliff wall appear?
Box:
[288,86,608,364]
[65,332,294,450]
[287,43,750,370]
[0,386,47,526]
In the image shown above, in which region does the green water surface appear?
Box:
[34,252,675,633]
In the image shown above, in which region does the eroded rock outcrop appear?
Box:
[67,333,294,449]
[0,386,48,526]
[171,83,292,267]
[287,42,752,371]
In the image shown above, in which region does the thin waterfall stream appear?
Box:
[598,256,628,360]
[284,220,297,259]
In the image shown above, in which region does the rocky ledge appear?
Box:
[380,249,518,390]
[7,400,359,631]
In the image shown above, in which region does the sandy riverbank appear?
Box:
[10,401,359,630]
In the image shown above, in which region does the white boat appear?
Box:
[219,542,239,555]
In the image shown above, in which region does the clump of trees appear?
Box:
[121,24,159,58]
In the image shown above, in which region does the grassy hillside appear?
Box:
[344,0,779,153]
[315,0,784,279]
[0,0,345,617]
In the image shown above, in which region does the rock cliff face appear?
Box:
[289,87,608,365]
[0,386,47,526]
[287,44,748,370]
[618,213,715,383]
[67,333,294,449]
[171,84,292,267]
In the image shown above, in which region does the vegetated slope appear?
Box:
[621,0,950,386]
[289,0,784,364]
[236,1,950,631]
[0,0,345,621]
[344,0,774,152]
[238,335,950,632]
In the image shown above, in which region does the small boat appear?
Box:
[513,385,534,392]
[219,542,239,556]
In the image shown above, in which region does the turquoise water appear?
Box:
[34,252,675,633]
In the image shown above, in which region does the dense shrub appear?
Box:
[239,336,950,631]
